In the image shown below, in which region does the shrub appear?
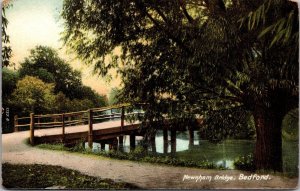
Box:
[233,154,255,171]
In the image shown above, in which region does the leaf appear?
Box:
[247,12,253,30]
[270,30,285,47]
[258,25,273,39]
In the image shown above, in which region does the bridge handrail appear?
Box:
[14,103,147,145]
[17,116,31,120]
[34,113,63,118]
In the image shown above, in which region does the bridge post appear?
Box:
[14,115,18,132]
[112,138,118,151]
[189,129,194,148]
[171,130,176,155]
[150,134,156,153]
[130,134,136,151]
[29,113,35,145]
[62,114,65,142]
[79,114,83,125]
[121,106,125,131]
[101,143,105,151]
[88,109,93,149]
[163,129,168,154]
[37,117,40,129]
[119,136,124,151]
[110,109,113,120]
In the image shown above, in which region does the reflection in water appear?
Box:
[216,160,234,169]
[87,130,253,170]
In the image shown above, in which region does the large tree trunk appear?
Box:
[253,104,284,172]
[251,88,298,172]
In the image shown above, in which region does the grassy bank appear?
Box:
[34,139,298,178]
[2,163,138,189]
[36,142,225,170]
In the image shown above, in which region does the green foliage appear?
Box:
[2,163,136,189]
[38,144,225,170]
[234,154,255,171]
[10,76,56,114]
[19,46,83,99]
[78,86,108,107]
[54,92,94,113]
[200,107,256,142]
[61,0,298,119]
[240,0,298,47]
[108,88,121,105]
[38,143,66,151]
[282,140,299,177]
[62,0,298,171]
[2,67,19,103]
[2,68,20,133]
[2,4,12,67]
[18,45,108,110]
[102,148,223,169]
[282,109,299,141]
[3,46,108,132]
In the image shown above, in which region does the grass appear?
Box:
[35,139,298,177]
[2,163,139,189]
[36,141,226,170]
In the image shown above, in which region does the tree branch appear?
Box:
[134,0,192,54]
[178,0,195,24]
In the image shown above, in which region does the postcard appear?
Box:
[2,0,299,190]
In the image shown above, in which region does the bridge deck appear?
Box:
[33,119,142,145]
[34,120,138,137]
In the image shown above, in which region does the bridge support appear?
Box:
[101,143,105,151]
[150,135,156,153]
[163,129,168,154]
[119,136,124,151]
[62,114,65,142]
[109,138,118,151]
[171,130,176,155]
[130,134,136,151]
[88,109,93,149]
[14,115,18,132]
[121,106,125,131]
[189,129,194,148]
[29,113,35,145]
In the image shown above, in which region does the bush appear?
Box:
[233,154,255,171]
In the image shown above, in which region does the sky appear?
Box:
[5,0,119,96]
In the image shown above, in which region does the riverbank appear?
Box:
[2,131,299,189]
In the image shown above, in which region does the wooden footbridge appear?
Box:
[14,104,202,152]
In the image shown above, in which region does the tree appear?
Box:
[282,108,298,141]
[10,76,56,114]
[200,107,256,141]
[54,91,94,112]
[19,46,82,99]
[2,67,19,104]
[2,67,19,133]
[19,46,107,106]
[108,88,121,105]
[2,2,12,67]
[76,85,108,107]
[62,0,298,171]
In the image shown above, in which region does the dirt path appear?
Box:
[2,131,298,189]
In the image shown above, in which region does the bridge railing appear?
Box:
[14,103,146,145]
